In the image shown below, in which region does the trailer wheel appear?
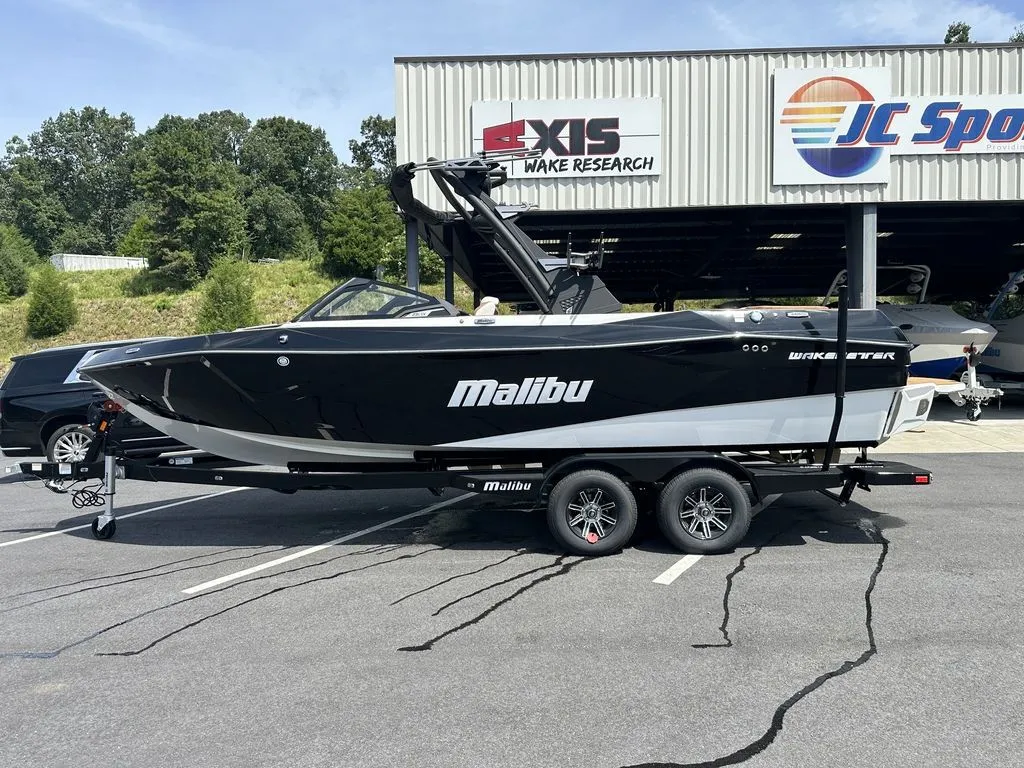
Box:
[656,468,751,554]
[547,470,637,556]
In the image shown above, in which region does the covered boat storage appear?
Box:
[394,43,1024,308]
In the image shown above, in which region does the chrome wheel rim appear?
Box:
[566,487,618,543]
[52,431,92,463]
[679,485,733,541]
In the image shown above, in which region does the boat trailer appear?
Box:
[9,400,932,556]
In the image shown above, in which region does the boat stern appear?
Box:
[880,382,937,439]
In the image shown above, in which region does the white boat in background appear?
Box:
[978,268,1024,382]
[825,266,997,380]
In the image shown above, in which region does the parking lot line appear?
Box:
[181,492,476,594]
[0,488,247,549]
[653,554,704,585]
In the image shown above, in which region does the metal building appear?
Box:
[394,44,1024,307]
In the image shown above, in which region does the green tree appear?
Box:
[26,263,78,337]
[345,115,396,187]
[1011,26,1024,43]
[0,223,39,264]
[0,249,28,299]
[945,21,972,43]
[195,258,259,333]
[0,150,69,255]
[321,184,443,283]
[52,222,106,254]
[13,107,138,253]
[134,117,248,285]
[116,213,158,259]
[196,110,251,165]
[240,117,340,241]
[321,184,401,279]
[244,184,307,260]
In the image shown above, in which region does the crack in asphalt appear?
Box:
[622,519,889,768]
[96,545,442,657]
[389,549,531,606]
[692,522,800,650]
[2,547,267,601]
[430,557,569,617]
[0,543,406,661]
[0,547,281,615]
[398,555,585,653]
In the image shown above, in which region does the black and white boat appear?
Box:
[76,154,936,468]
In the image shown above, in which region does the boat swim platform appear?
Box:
[908,376,967,395]
[875,395,1024,454]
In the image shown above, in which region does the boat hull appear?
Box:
[978,315,1024,379]
[878,305,996,379]
[80,310,919,466]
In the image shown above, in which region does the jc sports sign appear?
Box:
[773,67,1024,185]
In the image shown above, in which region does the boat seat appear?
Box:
[474,297,500,316]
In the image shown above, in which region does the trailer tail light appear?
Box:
[915,475,930,484]
[102,400,123,413]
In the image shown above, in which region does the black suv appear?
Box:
[1,339,184,462]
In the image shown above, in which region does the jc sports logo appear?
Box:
[774,68,1024,185]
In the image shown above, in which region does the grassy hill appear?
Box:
[0,261,478,378]
[3,259,858,380]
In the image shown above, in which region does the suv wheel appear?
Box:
[46,425,96,464]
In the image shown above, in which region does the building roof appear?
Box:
[395,41,1022,64]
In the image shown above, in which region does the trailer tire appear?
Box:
[547,470,637,556]
[656,468,751,554]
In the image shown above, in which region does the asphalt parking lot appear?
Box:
[2,440,1023,767]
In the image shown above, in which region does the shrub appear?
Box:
[117,214,158,260]
[195,258,259,334]
[378,245,445,285]
[0,224,39,264]
[26,264,78,338]
[0,249,29,299]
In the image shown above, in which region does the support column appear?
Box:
[405,217,419,291]
[444,255,455,305]
[845,203,877,309]
[443,228,455,305]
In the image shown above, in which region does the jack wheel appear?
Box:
[967,405,981,422]
[91,518,116,540]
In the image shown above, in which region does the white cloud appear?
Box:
[837,0,1023,43]
[48,0,240,59]
[704,5,762,48]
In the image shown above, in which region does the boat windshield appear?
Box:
[292,278,460,322]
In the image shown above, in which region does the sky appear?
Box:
[0,0,1021,162]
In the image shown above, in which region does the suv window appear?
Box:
[5,351,84,389]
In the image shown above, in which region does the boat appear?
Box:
[822,266,997,380]
[978,268,1024,382]
[74,152,937,468]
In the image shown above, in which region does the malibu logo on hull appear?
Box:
[448,377,594,408]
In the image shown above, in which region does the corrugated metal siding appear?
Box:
[395,46,1024,210]
[50,254,146,272]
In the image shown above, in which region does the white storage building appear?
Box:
[394,44,1024,306]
